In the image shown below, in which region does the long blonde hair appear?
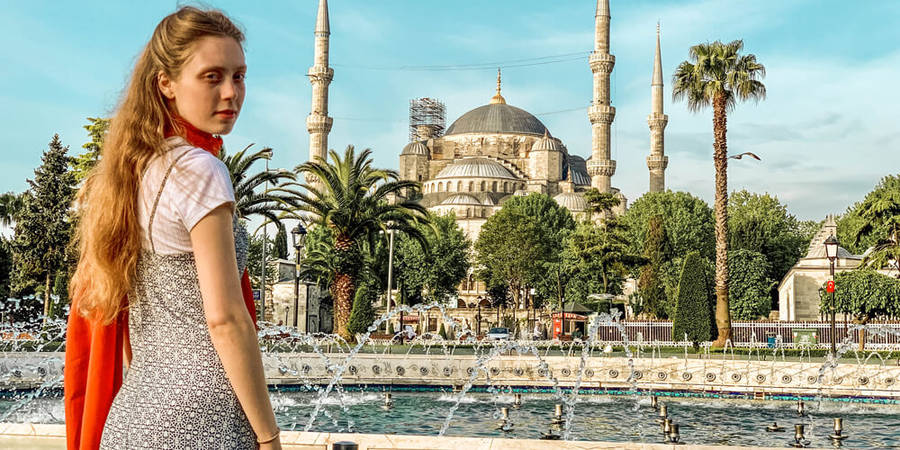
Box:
[70,7,244,324]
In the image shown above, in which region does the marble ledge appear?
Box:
[0,424,823,450]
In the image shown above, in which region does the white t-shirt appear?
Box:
[138,136,236,255]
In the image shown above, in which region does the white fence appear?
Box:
[594,320,900,350]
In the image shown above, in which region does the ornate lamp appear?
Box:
[824,234,839,262]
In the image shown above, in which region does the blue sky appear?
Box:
[2,0,899,227]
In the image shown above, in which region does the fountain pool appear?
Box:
[3,389,900,447]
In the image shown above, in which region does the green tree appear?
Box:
[476,194,574,309]
[621,191,714,262]
[70,117,110,183]
[845,175,900,274]
[394,213,470,304]
[293,146,427,341]
[583,188,621,222]
[837,175,900,256]
[562,219,644,312]
[246,232,279,289]
[0,238,12,301]
[637,215,673,318]
[673,40,767,345]
[476,209,542,309]
[825,269,900,321]
[728,190,811,304]
[672,251,717,348]
[727,249,772,320]
[823,269,900,349]
[10,135,78,322]
[273,226,289,260]
[347,281,377,337]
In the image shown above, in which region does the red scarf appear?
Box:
[64,117,258,450]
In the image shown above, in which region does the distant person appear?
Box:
[64,6,281,449]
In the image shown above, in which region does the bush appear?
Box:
[438,322,448,339]
[347,283,377,337]
[728,249,773,320]
[672,251,716,348]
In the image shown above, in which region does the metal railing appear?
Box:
[595,320,900,349]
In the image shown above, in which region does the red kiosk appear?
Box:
[552,301,591,340]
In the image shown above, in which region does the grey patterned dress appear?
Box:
[100,149,256,449]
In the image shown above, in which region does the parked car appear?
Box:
[486,327,510,341]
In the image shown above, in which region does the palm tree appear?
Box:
[856,190,900,276]
[672,40,766,346]
[0,192,24,228]
[292,145,427,341]
[218,144,300,235]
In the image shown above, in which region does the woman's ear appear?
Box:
[157,71,176,100]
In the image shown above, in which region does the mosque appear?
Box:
[303,0,669,304]
[305,0,670,242]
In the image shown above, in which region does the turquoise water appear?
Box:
[4,390,900,447]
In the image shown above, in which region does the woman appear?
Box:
[65,7,281,449]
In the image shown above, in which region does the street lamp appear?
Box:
[384,226,396,333]
[476,295,483,336]
[291,224,308,331]
[824,234,839,356]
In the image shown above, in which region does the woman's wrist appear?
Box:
[257,428,280,444]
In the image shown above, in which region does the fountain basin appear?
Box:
[4,352,900,400]
[0,422,800,449]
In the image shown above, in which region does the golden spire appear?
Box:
[490,67,506,104]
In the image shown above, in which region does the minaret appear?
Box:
[306,0,333,187]
[587,0,616,193]
[647,23,669,192]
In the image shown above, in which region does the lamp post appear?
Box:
[260,159,270,321]
[291,224,308,331]
[476,295,483,337]
[824,234,839,356]
[385,227,396,333]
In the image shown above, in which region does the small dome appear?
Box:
[566,155,591,186]
[531,131,563,151]
[435,157,518,180]
[401,141,429,156]
[553,192,588,213]
[440,194,482,206]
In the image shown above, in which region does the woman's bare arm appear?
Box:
[190,204,280,444]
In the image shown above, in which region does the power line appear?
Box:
[332,51,590,72]
[333,104,587,124]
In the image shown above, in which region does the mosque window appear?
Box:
[480,181,486,191]
[492,181,498,191]
[457,181,463,192]
[468,181,474,192]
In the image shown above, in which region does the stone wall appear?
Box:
[264,353,900,400]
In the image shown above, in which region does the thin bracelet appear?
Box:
[257,430,280,444]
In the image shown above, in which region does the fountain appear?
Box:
[3,297,900,447]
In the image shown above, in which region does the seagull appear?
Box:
[728,152,761,160]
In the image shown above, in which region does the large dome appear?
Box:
[435,157,518,180]
[445,103,548,136]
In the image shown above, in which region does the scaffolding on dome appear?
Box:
[409,98,446,142]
